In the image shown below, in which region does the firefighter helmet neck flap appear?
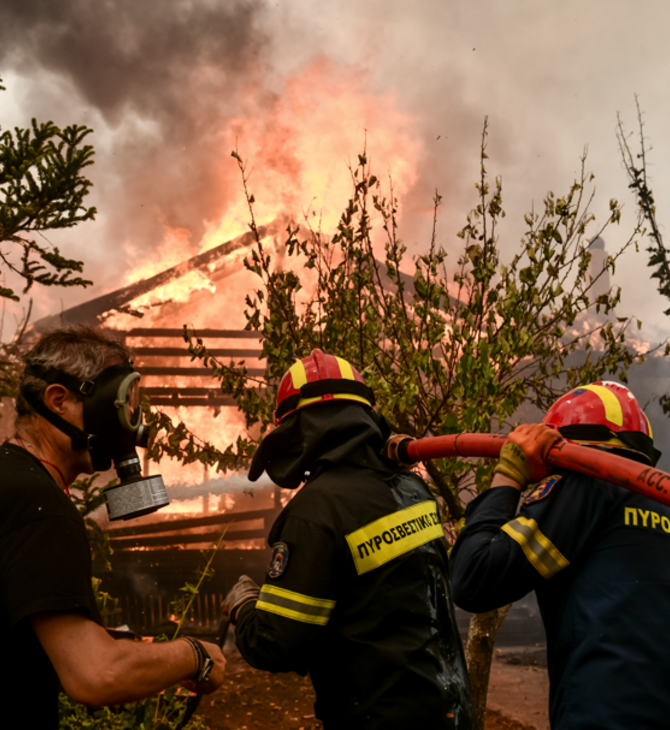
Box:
[542,381,661,466]
[20,360,169,520]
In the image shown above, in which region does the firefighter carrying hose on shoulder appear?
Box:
[449,381,669,730]
[223,350,476,730]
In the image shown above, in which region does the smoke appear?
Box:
[2,0,670,434]
[0,0,264,118]
[3,0,670,326]
[0,0,271,305]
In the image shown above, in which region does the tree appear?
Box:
[617,98,670,416]
[0,75,96,301]
[617,97,670,313]
[145,121,653,726]
[0,74,96,396]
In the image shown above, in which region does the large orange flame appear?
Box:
[121,59,421,291]
[106,60,422,508]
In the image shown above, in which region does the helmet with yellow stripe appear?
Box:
[274,350,375,425]
[542,381,661,466]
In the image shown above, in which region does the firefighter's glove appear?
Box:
[221,575,260,624]
[494,424,562,488]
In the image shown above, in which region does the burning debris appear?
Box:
[31,220,284,333]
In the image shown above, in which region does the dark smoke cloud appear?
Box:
[0,0,270,292]
[0,0,262,119]
[2,0,670,343]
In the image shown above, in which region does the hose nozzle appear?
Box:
[384,434,418,468]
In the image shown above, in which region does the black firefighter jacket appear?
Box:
[235,463,475,730]
[450,469,670,730]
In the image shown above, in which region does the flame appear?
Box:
[101,59,422,522]
[117,59,420,302]
[126,225,194,285]
[200,58,420,251]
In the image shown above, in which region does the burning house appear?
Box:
[27,222,293,636]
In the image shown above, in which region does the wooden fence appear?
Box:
[97,499,282,635]
[106,504,281,550]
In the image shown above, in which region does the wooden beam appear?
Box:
[29,220,280,333]
[111,528,266,550]
[136,367,265,377]
[134,347,263,358]
[144,396,238,406]
[107,507,280,538]
[127,328,263,339]
[142,387,231,396]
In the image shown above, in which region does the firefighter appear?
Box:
[449,381,669,730]
[223,350,476,730]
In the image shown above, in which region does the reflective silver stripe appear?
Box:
[256,584,336,626]
[501,516,569,579]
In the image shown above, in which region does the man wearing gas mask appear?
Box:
[0,325,226,729]
[223,350,475,730]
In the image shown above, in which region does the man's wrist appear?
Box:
[179,637,214,682]
[491,472,523,491]
[178,636,199,678]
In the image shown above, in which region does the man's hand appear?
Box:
[180,639,226,694]
[493,424,562,489]
[31,610,227,706]
[221,575,260,623]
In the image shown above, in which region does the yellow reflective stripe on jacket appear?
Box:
[501,516,570,579]
[346,500,443,575]
[256,584,336,626]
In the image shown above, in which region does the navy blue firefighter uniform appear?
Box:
[233,349,475,729]
[450,469,670,729]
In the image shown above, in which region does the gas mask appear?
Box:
[21,360,169,521]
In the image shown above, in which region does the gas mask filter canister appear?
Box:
[21,360,169,521]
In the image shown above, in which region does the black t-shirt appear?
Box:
[0,443,99,729]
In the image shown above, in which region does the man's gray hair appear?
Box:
[15,324,131,425]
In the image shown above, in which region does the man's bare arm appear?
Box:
[31,611,226,706]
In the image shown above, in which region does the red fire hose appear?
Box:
[404,433,670,509]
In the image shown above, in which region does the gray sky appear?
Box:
[1,0,669,339]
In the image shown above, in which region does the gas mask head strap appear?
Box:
[24,363,96,397]
[20,363,96,451]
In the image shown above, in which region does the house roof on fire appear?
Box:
[30,220,283,335]
[30,220,455,335]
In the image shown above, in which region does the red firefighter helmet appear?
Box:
[542,381,660,465]
[274,349,375,425]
